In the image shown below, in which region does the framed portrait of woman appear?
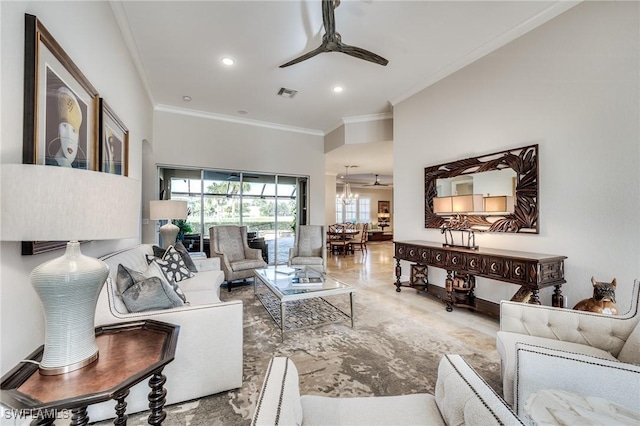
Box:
[23,14,99,171]
[99,99,129,176]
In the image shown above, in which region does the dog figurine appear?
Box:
[573,277,618,315]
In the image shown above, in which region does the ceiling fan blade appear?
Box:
[279,45,326,68]
[322,0,338,37]
[338,43,389,66]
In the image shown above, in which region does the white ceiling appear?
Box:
[113,0,577,182]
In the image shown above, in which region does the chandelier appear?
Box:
[337,165,358,205]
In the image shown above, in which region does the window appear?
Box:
[335,197,370,223]
[160,167,308,266]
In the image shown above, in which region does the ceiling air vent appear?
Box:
[277,87,298,99]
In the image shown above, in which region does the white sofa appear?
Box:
[251,355,523,426]
[497,279,640,406]
[89,244,243,422]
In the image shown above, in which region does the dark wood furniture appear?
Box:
[0,320,179,426]
[394,240,566,318]
[368,231,393,242]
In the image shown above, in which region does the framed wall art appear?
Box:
[23,14,99,171]
[99,99,129,176]
[378,201,390,214]
[22,14,99,255]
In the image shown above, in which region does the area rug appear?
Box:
[92,281,501,426]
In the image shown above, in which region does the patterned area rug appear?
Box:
[92,279,501,426]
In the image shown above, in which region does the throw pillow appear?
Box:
[152,257,189,303]
[150,243,198,273]
[159,245,196,284]
[174,241,198,273]
[115,264,184,312]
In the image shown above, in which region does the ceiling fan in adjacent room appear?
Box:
[364,174,390,187]
[280,0,389,68]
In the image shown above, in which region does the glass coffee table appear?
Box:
[254,267,355,341]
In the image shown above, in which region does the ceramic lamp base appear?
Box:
[159,222,179,249]
[31,241,108,375]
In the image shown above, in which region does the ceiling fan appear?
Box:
[280,0,389,68]
[364,174,390,187]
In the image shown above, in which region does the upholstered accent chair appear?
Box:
[288,225,326,272]
[497,279,640,406]
[252,356,523,426]
[210,225,267,291]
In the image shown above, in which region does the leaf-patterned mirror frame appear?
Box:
[424,144,539,234]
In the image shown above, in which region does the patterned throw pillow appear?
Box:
[160,245,196,283]
[115,263,185,312]
[150,242,198,273]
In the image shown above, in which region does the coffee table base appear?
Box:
[256,290,354,341]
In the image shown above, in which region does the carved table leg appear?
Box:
[113,388,129,426]
[552,285,565,308]
[70,407,89,426]
[528,289,541,305]
[445,270,453,312]
[395,258,402,292]
[148,369,167,425]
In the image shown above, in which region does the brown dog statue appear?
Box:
[573,277,618,315]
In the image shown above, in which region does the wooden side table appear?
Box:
[0,320,179,426]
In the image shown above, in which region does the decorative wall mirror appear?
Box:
[424,144,538,234]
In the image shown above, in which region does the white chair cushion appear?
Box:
[300,393,440,426]
[497,331,618,406]
[618,321,640,364]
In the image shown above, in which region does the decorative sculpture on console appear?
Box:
[441,214,478,250]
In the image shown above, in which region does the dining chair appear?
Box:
[329,226,352,255]
[352,223,368,254]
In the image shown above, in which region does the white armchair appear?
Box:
[497,279,640,406]
[513,343,640,422]
[252,355,523,426]
[288,225,326,272]
[210,225,267,290]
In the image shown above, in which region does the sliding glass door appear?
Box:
[159,166,308,266]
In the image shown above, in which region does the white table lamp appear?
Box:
[149,200,187,248]
[1,164,140,375]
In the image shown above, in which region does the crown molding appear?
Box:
[155,105,325,136]
[325,112,394,134]
[390,1,582,106]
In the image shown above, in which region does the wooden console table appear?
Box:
[394,241,566,317]
[0,320,179,426]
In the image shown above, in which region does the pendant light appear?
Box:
[337,165,358,205]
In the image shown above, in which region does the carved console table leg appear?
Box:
[445,270,453,312]
[70,407,89,426]
[529,289,541,305]
[395,258,402,292]
[148,370,167,426]
[113,388,129,426]
[552,285,565,308]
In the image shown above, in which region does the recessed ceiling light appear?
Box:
[333,86,344,93]
[222,57,234,66]
[182,95,192,102]
[238,109,248,115]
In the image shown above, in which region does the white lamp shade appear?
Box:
[452,194,484,213]
[433,196,453,214]
[1,164,140,241]
[149,200,187,220]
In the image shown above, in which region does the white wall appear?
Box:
[0,1,152,373]
[145,110,326,242]
[394,1,639,309]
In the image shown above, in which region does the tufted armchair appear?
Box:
[288,225,326,272]
[252,355,523,426]
[210,225,267,291]
[497,279,640,406]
